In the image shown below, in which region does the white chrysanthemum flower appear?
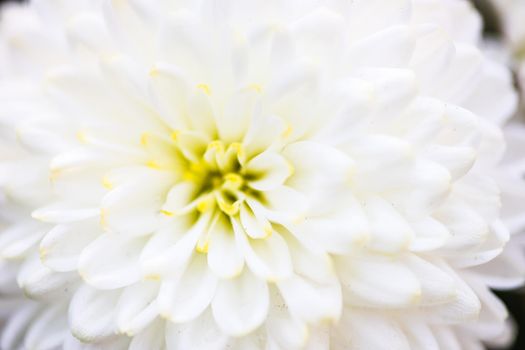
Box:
[0,0,523,349]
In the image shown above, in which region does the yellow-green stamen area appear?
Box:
[187,141,264,217]
[138,128,281,253]
[150,136,266,219]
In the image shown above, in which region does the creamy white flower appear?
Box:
[0,0,523,349]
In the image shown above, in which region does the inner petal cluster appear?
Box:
[142,124,295,254]
[170,139,265,218]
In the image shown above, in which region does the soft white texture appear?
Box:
[0,0,523,349]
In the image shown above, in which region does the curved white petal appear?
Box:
[339,254,422,308]
[140,212,211,278]
[116,281,160,336]
[0,222,46,260]
[24,303,69,350]
[211,269,269,336]
[40,222,99,272]
[17,255,78,300]
[246,151,292,191]
[129,319,166,350]
[158,254,217,323]
[165,309,230,350]
[69,286,120,343]
[207,216,244,278]
[233,218,293,281]
[78,234,145,289]
[100,170,174,236]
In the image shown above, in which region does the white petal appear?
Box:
[470,239,525,289]
[99,54,149,104]
[233,218,293,281]
[409,217,451,252]
[246,151,293,191]
[32,203,99,224]
[69,286,120,343]
[285,232,337,284]
[207,216,244,278]
[215,88,258,144]
[239,203,272,240]
[40,222,99,272]
[63,333,131,350]
[129,319,165,350]
[405,255,456,306]
[166,309,230,350]
[356,67,417,118]
[462,58,517,124]
[187,87,217,138]
[17,255,77,300]
[100,170,174,236]
[161,182,197,216]
[102,0,155,61]
[212,269,269,336]
[402,320,440,350]
[278,272,342,324]
[337,310,410,350]
[290,7,345,66]
[345,26,414,69]
[148,62,191,130]
[66,12,112,55]
[471,279,508,338]
[339,254,421,308]
[78,234,145,289]
[157,11,210,81]
[0,222,46,260]
[140,212,211,278]
[438,201,489,250]
[402,160,451,218]
[0,303,39,350]
[303,325,330,350]
[45,68,152,130]
[432,327,462,350]
[267,318,308,350]
[16,115,73,154]
[283,141,354,191]
[24,303,69,350]
[243,115,287,158]
[291,196,369,254]
[159,254,217,323]
[266,289,308,350]
[423,145,476,180]
[345,0,411,38]
[259,186,308,223]
[363,196,414,253]
[116,281,159,336]
[422,270,481,323]
[277,236,342,324]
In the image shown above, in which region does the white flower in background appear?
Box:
[0,0,523,349]
[489,0,525,52]
[489,0,525,96]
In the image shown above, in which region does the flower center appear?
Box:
[185,140,263,217]
[146,132,268,222]
[139,129,288,253]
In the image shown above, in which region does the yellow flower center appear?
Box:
[139,131,267,220]
[187,141,264,217]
